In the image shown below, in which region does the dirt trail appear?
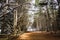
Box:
[17,32,60,40]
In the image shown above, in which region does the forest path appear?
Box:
[17,31,60,40]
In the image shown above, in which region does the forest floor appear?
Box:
[17,31,60,40]
[0,31,60,40]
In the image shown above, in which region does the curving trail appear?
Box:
[16,31,60,40]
